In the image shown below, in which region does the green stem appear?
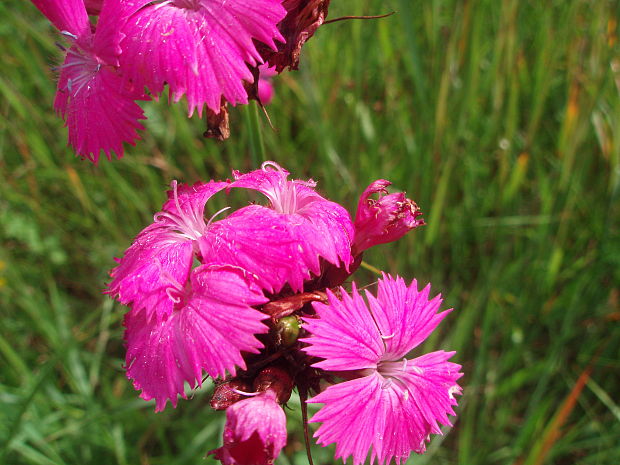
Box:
[245,102,265,166]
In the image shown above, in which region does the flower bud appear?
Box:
[276,315,300,347]
[208,390,287,465]
[352,180,424,254]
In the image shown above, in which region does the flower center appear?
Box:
[58,47,102,97]
[376,358,423,397]
[260,162,316,215]
[153,181,206,240]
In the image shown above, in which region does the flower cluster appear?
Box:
[29,0,333,162]
[107,162,462,465]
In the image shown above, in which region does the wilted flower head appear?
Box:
[353,180,424,254]
[261,0,332,71]
[302,274,462,465]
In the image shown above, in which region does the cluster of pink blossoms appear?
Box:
[107,162,462,465]
[29,0,331,162]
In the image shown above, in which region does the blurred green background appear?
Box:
[1,0,619,464]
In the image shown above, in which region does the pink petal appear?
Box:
[304,275,462,464]
[398,351,463,434]
[366,274,451,359]
[54,47,147,162]
[107,180,228,321]
[301,285,385,372]
[199,206,316,293]
[92,0,130,66]
[199,194,353,293]
[120,0,286,115]
[257,77,275,105]
[210,391,287,465]
[124,265,268,411]
[257,64,277,104]
[230,161,297,201]
[30,0,89,36]
[309,356,462,465]
[160,180,230,223]
[308,375,393,465]
[107,223,194,322]
[302,275,451,368]
[207,162,353,292]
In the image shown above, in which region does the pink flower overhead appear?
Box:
[107,180,228,321]
[119,0,287,117]
[31,0,147,162]
[124,265,269,411]
[209,390,287,465]
[353,180,424,254]
[302,274,462,465]
[198,162,354,293]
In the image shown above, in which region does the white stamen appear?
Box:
[153,180,210,240]
[232,389,261,397]
[60,30,78,40]
[206,206,231,228]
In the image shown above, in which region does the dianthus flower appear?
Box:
[107,162,354,409]
[209,367,293,465]
[29,0,288,156]
[107,163,462,464]
[353,180,425,254]
[119,0,287,117]
[302,274,462,465]
[210,390,287,465]
[30,0,147,161]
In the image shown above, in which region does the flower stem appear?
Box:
[360,260,383,276]
[245,102,265,165]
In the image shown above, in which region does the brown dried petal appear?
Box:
[210,379,251,410]
[260,0,331,72]
[203,99,230,141]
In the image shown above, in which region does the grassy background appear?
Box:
[1,0,619,464]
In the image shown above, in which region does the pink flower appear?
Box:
[107,163,356,410]
[198,162,354,293]
[124,265,268,411]
[107,180,228,321]
[353,180,424,254]
[119,0,287,117]
[209,390,287,465]
[31,0,147,162]
[301,274,462,465]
